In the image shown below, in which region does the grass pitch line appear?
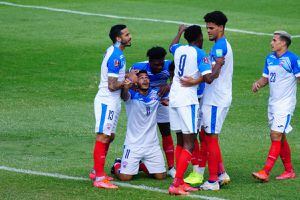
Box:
[1,1,299,38]
[0,165,226,200]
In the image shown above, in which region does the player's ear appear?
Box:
[116,36,122,42]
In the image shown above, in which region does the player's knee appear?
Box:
[153,172,166,180]
[96,133,111,143]
[270,131,282,141]
[158,123,171,136]
[118,174,133,181]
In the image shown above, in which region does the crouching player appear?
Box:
[111,70,166,181]
[130,46,176,178]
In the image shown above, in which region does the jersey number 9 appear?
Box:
[178,54,187,77]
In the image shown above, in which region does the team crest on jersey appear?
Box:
[297,59,300,67]
[114,59,120,67]
[203,57,209,64]
[216,49,223,57]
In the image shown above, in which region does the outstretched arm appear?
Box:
[252,77,268,92]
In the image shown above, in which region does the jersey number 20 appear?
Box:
[178,54,187,77]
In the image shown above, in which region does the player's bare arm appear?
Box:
[203,57,225,84]
[169,24,187,49]
[121,78,132,101]
[180,75,203,87]
[108,76,124,92]
[252,77,268,93]
[180,57,224,86]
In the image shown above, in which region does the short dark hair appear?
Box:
[146,46,167,60]
[109,24,127,43]
[274,31,292,47]
[184,25,203,43]
[204,11,228,27]
[137,70,148,77]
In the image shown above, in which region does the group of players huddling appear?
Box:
[89,10,300,195]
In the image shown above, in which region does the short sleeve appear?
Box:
[211,39,227,59]
[196,49,212,76]
[292,56,300,77]
[262,58,269,78]
[169,44,182,55]
[107,54,122,77]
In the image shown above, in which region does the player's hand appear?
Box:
[161,98,169,106]
[123,78,133,89]
[178,24,187,34]
[215,57,225,66]
[180,76,197,87]
[126,69,139,83]
[252,81,260,93]
[158,84,170,97]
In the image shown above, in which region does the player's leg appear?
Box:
[113,146,141,181]
[184,105,204,185]
[92,100,119,188]
[276,134,296,180]
[169,105,199,195]
[199,105,229,190]
[252,113,291,182]
[143,145,167,180]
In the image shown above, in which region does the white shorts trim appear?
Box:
[169,104,199,134]
[268,112,293,134]
[94,97,121,135]
[202,105,229,134]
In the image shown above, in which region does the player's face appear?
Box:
[206,22,222,41]
[119,28,132,47]
[137,73,150,90]
[271,34,285,52]
[149,58,165,74]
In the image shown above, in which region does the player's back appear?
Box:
[203,37,233,107]
[264,51,299,114]
[124,88,160,147]
[131,60,171,88]
[169,44,206,107]
[97,45,126,102]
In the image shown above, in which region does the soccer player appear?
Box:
[168,24,224,195]
[111,70,166,181]
[130,47,176,178]
[252,31,299,182]
[197,10,233,191]
[91,24,131,189]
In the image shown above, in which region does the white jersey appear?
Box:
[124,88,160,147]
[263,51,300,114]
[169,44,211,107]
[97,45,126,103]
[203,37,233,107]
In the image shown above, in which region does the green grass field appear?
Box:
[1,0,300,199]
